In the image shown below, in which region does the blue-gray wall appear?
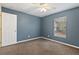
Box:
[2,7,41,41]
[2,7,79,47]
[41,7,79,47]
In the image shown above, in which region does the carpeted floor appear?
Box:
[0,38,79,55]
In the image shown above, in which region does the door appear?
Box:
[2,12,17,46]
[0,13,2,47]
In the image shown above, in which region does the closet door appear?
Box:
[2,12,17,46]
[0,13,2,47]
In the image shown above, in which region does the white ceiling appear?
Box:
[1,3,79,17]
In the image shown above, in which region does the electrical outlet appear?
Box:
[48,35,50,37]
[28,35,30,38]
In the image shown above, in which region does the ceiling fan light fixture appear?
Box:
[32,3,56,12]
[40,8,47,12]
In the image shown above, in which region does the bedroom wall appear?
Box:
[41,7,79,47]
[2,7,41,41]
[2,6,79,47]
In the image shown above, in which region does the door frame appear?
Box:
[2,12,17,46]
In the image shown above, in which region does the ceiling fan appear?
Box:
[32,3,56,12]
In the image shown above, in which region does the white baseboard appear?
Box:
[41,37,79,49]
[1,37,42,47]
[16,37,79,49]
[2,36,79,49]
[17,37,42,44]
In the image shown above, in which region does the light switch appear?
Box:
[28,35,30,38]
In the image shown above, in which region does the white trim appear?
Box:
[2,37,42,47]
[2,12,17,46]
[2,36,79,49]
[17,37,42,44]
[0,5,1,12]
[19,37,79,49]
[41,37,79,49]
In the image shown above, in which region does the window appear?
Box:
[54,16,67,38]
